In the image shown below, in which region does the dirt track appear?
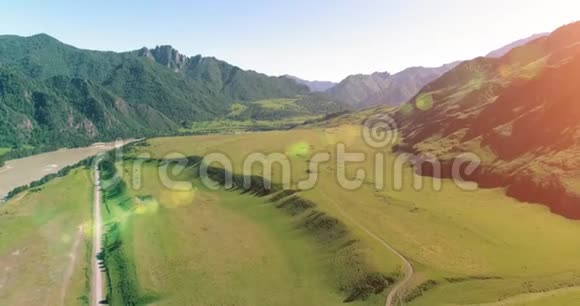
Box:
[319,192,414,306]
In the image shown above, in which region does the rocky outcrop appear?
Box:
[148,45,188,72]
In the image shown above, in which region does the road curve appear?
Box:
[92,167,105,305]
[319,192,414,306]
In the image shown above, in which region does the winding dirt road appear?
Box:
[92,167,105,305]
[319,192,414,306]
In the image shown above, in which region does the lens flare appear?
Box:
[416,94,434,111]
[286,141,310,159]
[160,188,197,208]
[134,196,160,214]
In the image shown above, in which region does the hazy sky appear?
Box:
[1,0,579,81]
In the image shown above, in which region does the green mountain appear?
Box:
[0,34,330,148]
[331,21,580,218]
[326,62,459,109]
[139,45,312,101]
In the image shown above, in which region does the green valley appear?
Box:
[98,157,388,305]
[92,126,580,305]
[2,5,580,306]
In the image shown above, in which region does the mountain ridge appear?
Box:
[485,33,549,58]
[0,34,328,148]
[282,75,337,92]
[388,21,580,219]
[316,21,580,219]
[326,62,460,109]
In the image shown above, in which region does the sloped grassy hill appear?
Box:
[327,21,580,219]
[0,34,321,148]
[129,128,580,305]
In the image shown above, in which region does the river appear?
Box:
[0,140,132,200]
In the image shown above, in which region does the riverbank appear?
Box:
[0,140,133,200]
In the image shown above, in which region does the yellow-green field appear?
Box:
[180,98,321,135]
[100,160,389,305]
[3,125,579,306]
[183,117,316,134]
[130,126,580,305]
[0,168,93,305]
[251,98,303,110]
[0,148,11,156]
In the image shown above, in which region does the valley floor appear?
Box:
[131,126,580,305]
[99,161,386,305]
[0,169,92,305]
[2,126,580,306]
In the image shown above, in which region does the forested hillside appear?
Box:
[0,34,344,149]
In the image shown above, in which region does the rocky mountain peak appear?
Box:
[370,71,391,79]
[148,45,189,72]
[137,47,153,59]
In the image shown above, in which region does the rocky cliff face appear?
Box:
[149,45,189,72]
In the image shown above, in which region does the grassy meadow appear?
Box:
[99,158,389,305]
[2,125,579,306]
[177,97,323,135]
[129,126,580,305]
[182,117,316,135]
[0,168,93,305]
[251,98,303,110]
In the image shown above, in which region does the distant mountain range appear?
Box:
[282,75,336,92]
[0,30,560,149]
[287,33,552,111]
[0,34,346,148]
[485,33,549,58]
[324,62,460,109]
